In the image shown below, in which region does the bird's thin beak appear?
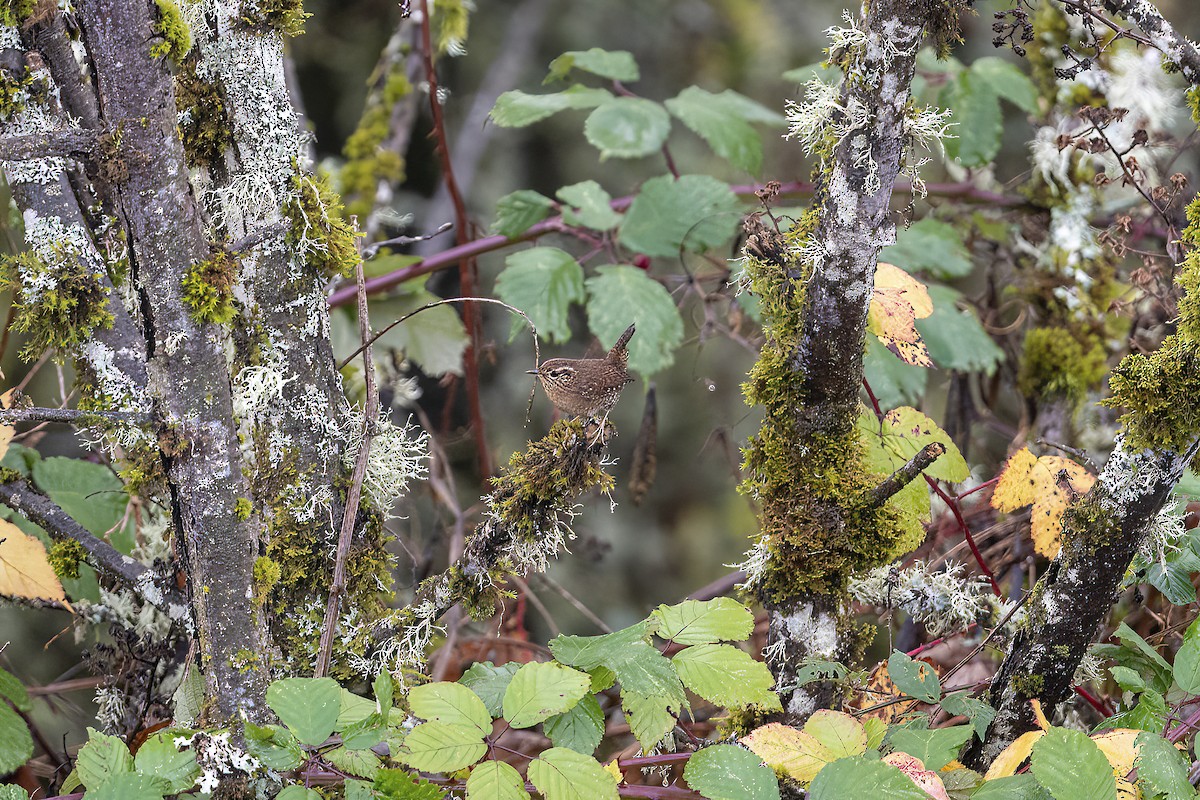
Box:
[525,369,539,375]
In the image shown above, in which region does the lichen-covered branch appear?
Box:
[0,477,186,616]
[0,129,93,160]
[1100,0,1200,86]
[868,442,945,507]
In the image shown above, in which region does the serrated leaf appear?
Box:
[683,744,781,800]
[1134,731,1192,800]
[991,447,1095,558]
[492,190,555,238]
[864,335,928,409]
[325,744,383,779]
[87,773,167,800]
[807,755,928,799]
[276,787,323,800]
[467,760,531,800]
[495,247,585,344]
[543,694,604,754]
[528,747,619,800]
[744,715,867,786]
[374,767,447,799]
[888,725,972,771]
[886,651,942,703]
[673,644,780,709]
[622,691,677,751]
[359,281,469,377]
[460,662,520,718]
[940,692,995,741]
[858,406,970,504]
[868,263,934,367]
[490,85,613,127]
[340,712,387,751]
[0,519,66,604]
[618,174,741,257]
[0,668,30,712]
[550,622,651,667]
[245,722,304,771]
[969,57,1038,114]
[75,727,133,789]
[970,774,1049,798]
[502,662,592,729]
[880,218,973,280]
[665,87,764,173]
[919,286,1004,374]
[398,722,487,773]
[585,265,683,375]
[0,703,32,775]
[941,70,1003,167]
[584,97,671,159]
[266,677,342,746]
[651,598,754,645]
[1029,728,1116,800]
[409,682,492,734]
[1172,638,1200,694]
[133,732,200,793]
[546,48,639,83]
[557,181,621,231]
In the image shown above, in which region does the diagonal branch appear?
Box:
[868,442,945,508]
[0,477,185,616]
[0,129,94,161]
[1099,0,1200,85]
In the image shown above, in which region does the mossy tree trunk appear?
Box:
[740,0,964,720]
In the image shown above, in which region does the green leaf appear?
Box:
[881,218,973,279]
[584,97,671,159]
[682,744,781,800]
[940,692,996,741]
[969,57,1038,114]
[326,744,383,779]
[75,727,133,789]
[409,682,492,734]
[333,685,382,726]
[495,247,585,344]
[374,671,394,722]
[610,643,687,700]
[0,667,31,712]
[528,747,619,800]
[1108,666,1147,694]
[919,286,1005,374]
[276,787,324,800]
[888,725,972,771]
[357,280,469,377]
[665,86,764,173]
[543,694,604,754]
[1030,727,1116,800]
[245,722,304,771]
[0,785,30,800]
[550,622,652,669]
[585,265,683,375]
[32,457,134,553]
[490,85,613,127]
[618,174,741,257]
[502,661,592,729]
[886,651,942,703]
[969,774,1051,798]
[1172,637,1200,694]
[782,62,842,84]
[622,691,678,750]
[672,644,780,709]
[467,760,531,799]
[651,598,754,645]
[941,69,1003,168]
[546,48,639,83]
[87,773,167,800]
[557,181,621,231]
[1134,731,1192,800]
[864,335,928,409]
[864,717,888,751]
[460,661,520,718]
[1146,551,1200,605]
[807,755,928,799]
[375,768,447,799]
[492,190,554,238]
[859,406,970,484]
[398,722,487,773]
[0,703,33,775]
[1097,688,1167,733]
[266,677,342,746]
[340,712,388,751]
[133,731,200,793]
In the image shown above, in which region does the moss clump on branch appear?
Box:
[239,0,308,37]
[48,539,86,580]
[176,56,233,169]
[0,250,114,361]
[341,71,412,219]
[1017,326,1108,404]
[284,170,362,279]
[181,248,240,324]
[151,0,191,62]
[0,0,35,28]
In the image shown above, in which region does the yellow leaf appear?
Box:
[1031,699,1051,731]
[743,723,833,784]
[0,518,68,605]
[0,388,14,463]
[883,753,951,800]
[991,448,1095,557]
[803,709,868,758]
[984,730,1044,780]
[868,262,934,368]
[602,759,622,784]
[1093,728,1139,777]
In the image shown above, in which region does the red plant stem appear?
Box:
[416,0,492,478]
[954,476,998,500]
[1073,685,1113,717]
[618,753,692,769]
[619,787,702,799]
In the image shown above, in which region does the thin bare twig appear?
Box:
[534,573,612,633]
[314,259,379,678]
[868,442,945,508]
[0,129,94,161]
[0,407,152,425]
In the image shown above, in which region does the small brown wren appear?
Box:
[527,323,636,419]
